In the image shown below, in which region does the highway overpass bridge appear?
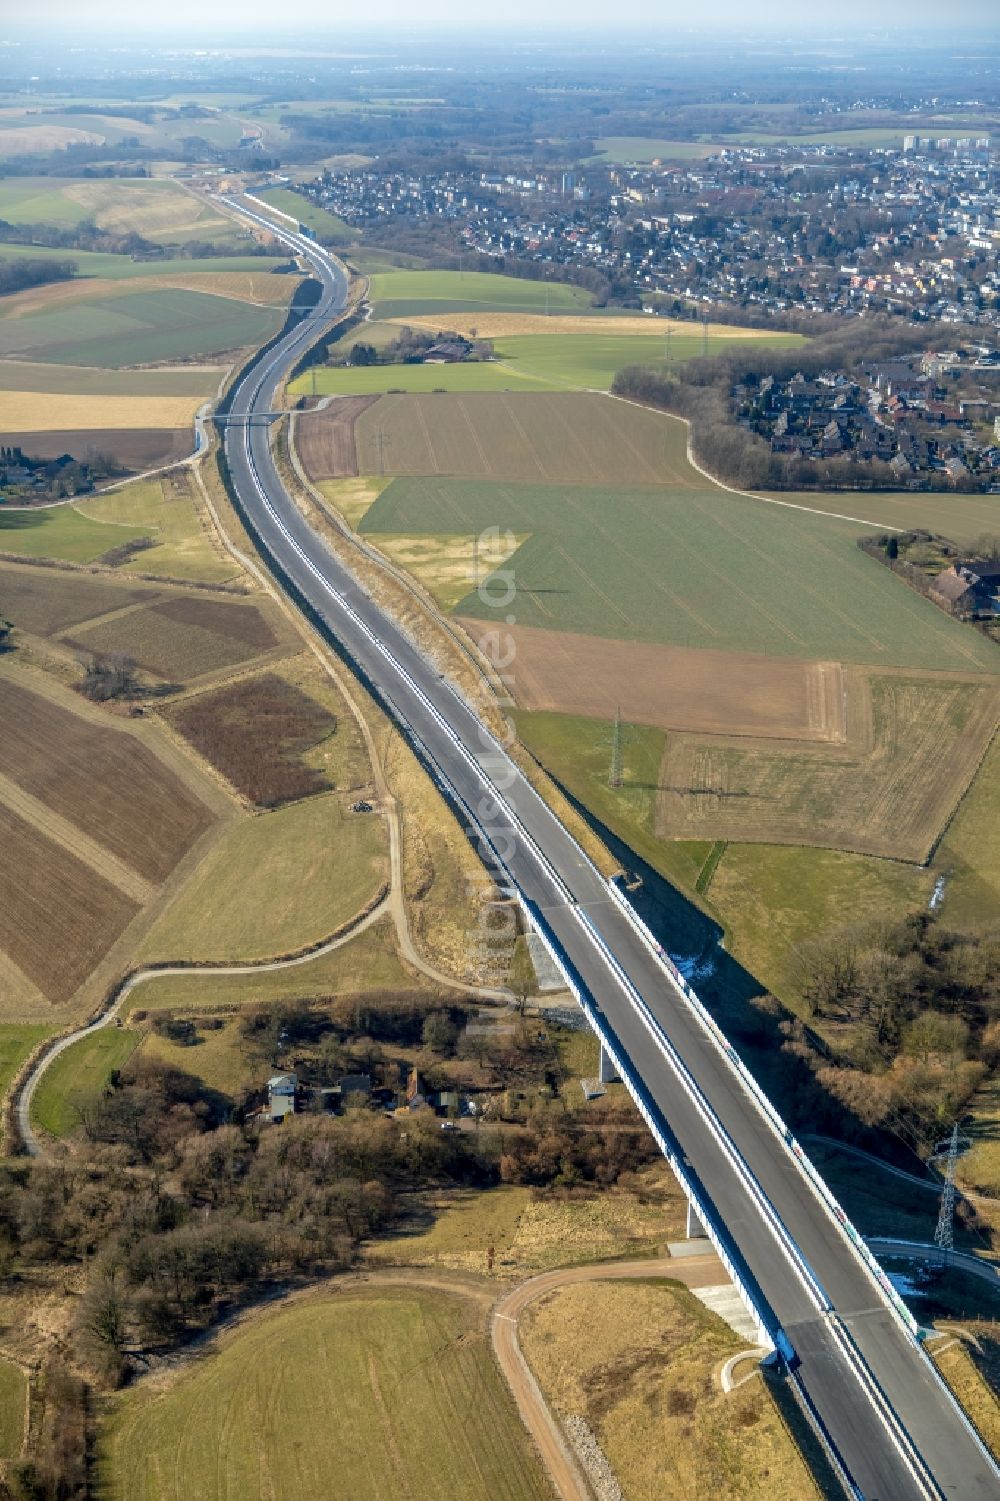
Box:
[215,193,1000,1501]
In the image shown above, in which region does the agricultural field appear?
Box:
[30,1026,142,1138]
[0,286,281,368]
[657,672,1000,862]
[77,471,240,585]
[0,241,294,281]
[395,309,800,341]
[487,330,798,389]
[520,1278,818,1501]
[138,792,387,963]
[64,593,287,682]
[590,136,722,162]
[167,672,342,805]
[350,391,736,487]
[0,177,235,243]
[293,394,379,480]
[358,474,1000,671]
[368,268,596,319]
[934,732,1000,930]
[255,185,353,242]
[0,560,157,635]
[0,358,220,397]
[371,529,527,610]
[0,802,140,1006]
[0,673,214,885]
[291,362,560,396]
[494,626,846,742]
[292,324,799,399]
[0,390,200,433]
[101,1284,550,1501]
[0,504,153,564]
[765,487,1000,549]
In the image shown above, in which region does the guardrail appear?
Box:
[219,199,982,1501]
[603,874,924,1342]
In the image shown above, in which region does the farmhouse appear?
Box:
[930,560,1000,615]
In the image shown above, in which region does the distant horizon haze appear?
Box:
[5,1,999,38]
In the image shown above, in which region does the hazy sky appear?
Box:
[11,0,1000,34]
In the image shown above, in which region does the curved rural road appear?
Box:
[491,1251,733,1501]
[14,430,518,1160]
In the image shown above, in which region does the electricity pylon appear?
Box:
[933,1122,960,1261]
[373,426,390,475]
[604,705,635,789]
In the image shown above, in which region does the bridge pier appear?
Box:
[686,1198,707,1241]
[598,1040,620,1084]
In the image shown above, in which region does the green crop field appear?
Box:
[0,359,219,397]
[369,268,595,319]
[591,136,722,162]
[360,475,1000,671]
[0,287,281,367]
[490,330,802,389]
[139,793,388,963]
[291,361,558,395]
[0,178,234,243]
[290,328,803,397]
[721,126,983,149]
[31,1025,141,1139]
[101,1283,550,1501]
[256,186,352,242]
[353,391,699,486]
[766,488,1000,548]
[0,504,152,564]
[0,241,293,281]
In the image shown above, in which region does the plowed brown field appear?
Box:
[1,427,192,469]
[295,395,380,480]
[457,620,846,741]
[0,802,140,1004]
[0,674,214,883]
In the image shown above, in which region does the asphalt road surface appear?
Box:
[219,197,999,1501]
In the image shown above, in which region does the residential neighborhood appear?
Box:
[286,132,1000,329]
[733,349,1000,487]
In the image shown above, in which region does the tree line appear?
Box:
[0,254,77,297]
[612,316,937,492]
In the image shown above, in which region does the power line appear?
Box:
[933,1121,959,1260]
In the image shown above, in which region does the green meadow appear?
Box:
[0,505,152,564]
[31,1026,142,1139]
